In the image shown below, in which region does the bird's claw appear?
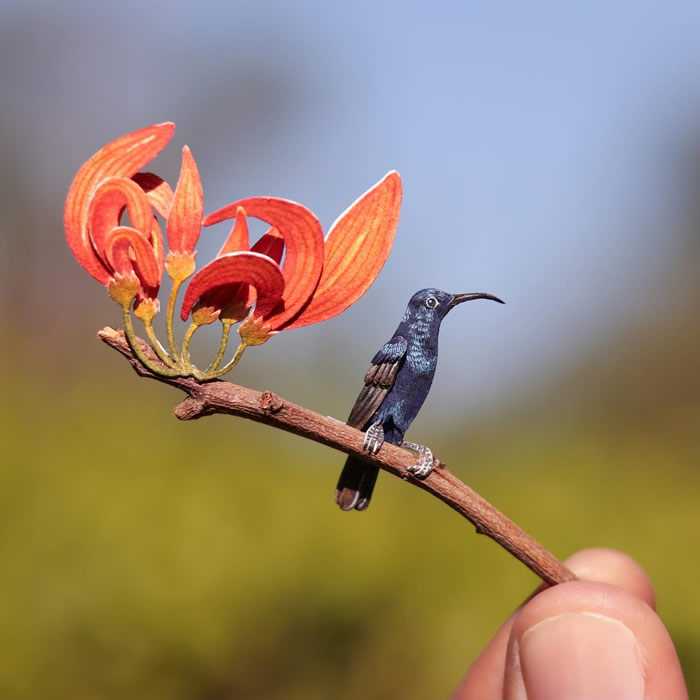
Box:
[401,441,434,479]
[362,422,385,455]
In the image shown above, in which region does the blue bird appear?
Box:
[335,288,504,511]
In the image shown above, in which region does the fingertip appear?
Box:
[504,581,687,699]
[453,549,675,700]
[564,547,656,609]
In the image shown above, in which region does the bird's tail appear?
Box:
[335,457,379,511]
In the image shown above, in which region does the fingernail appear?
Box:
[517,612,646,700]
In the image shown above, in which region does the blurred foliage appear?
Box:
[2,3,699,696]
[1,319,698,699]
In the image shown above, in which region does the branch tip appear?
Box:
[175,396,208,420]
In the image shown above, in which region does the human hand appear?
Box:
[453,548,687,699]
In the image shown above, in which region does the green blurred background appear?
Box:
[2,2,699,697]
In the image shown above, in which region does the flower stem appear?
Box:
[143,319,178,368]
[205,341,248,379]
[180,322,200,374]
[166,278,184,365]
[122,304,179,377]
[206,320,234,374]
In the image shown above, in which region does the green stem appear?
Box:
[166,278,184,365]
[143,319,177,368]
[205,341,248,380]
[122,304,179,377]
[180,322,200,374]
[206,320,234,374]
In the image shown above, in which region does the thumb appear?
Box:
[503,579,687,699]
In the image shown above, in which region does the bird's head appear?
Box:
[405,288,505,326]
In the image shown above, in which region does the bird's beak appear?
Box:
[449,292,505,307]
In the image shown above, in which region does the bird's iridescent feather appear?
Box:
[346,336,407,429]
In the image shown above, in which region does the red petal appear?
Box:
[105,225,162,289]
[181,251,284,321]
[201,216,284,309]
[253,226,284,264]
[218,207,250,256]
[236,227,286,307]
[205,226,285,312]
[87,177,154,264]
[132,172,174,218]
[204,197,323,328]
[64,122,175,285]
[167,146,203,254]
[284,171,401,330]
[148,217,166,285]
[131,173,170,285]
[199,208,250,313]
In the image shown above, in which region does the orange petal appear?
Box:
[208,226,285,312]
[209,216,284,309]
[240,227,286,306]
[284,171,401,330]
[148,217,166,285]
[105,225,162,289]
[87,177,154,264]
[132,172,174,218]
[167,146,203,254]
[218,206,250,256]
[204,197,323,328]
[64,122,175,285]
[130,173,170,285]
[253,226,284,264]
[181,251,284,321]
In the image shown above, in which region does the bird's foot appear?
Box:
[400,441,434,479]
[362,422,385,455]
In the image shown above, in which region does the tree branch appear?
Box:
[98,326,575,586]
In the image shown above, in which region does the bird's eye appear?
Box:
[425,296,438,309]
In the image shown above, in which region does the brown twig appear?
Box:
[98,326,575,586]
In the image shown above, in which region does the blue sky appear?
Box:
[4,0,700,416]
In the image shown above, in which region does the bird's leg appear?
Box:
[400,441,434,479]
[362,422,385,455]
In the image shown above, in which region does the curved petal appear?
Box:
[167,146,203,254]
[130,173,171,285]
[64,122,175,284]
[204,219,286,312]
[253,226,285,263]
[105,225,162,289]
[132,172,174,218]
[284,171,401,330]
[87,177,154,263]
[148,217,166,286]
[218,206,250,256]
[232,226,286,309]
[204,197,323,328]
[181,251,284,321]
[197,208,250,313]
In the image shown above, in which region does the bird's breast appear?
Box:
[406,344,437,373]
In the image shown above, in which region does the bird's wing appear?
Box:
[346,335,408,429]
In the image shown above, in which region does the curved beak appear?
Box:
[450,292,505,307]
